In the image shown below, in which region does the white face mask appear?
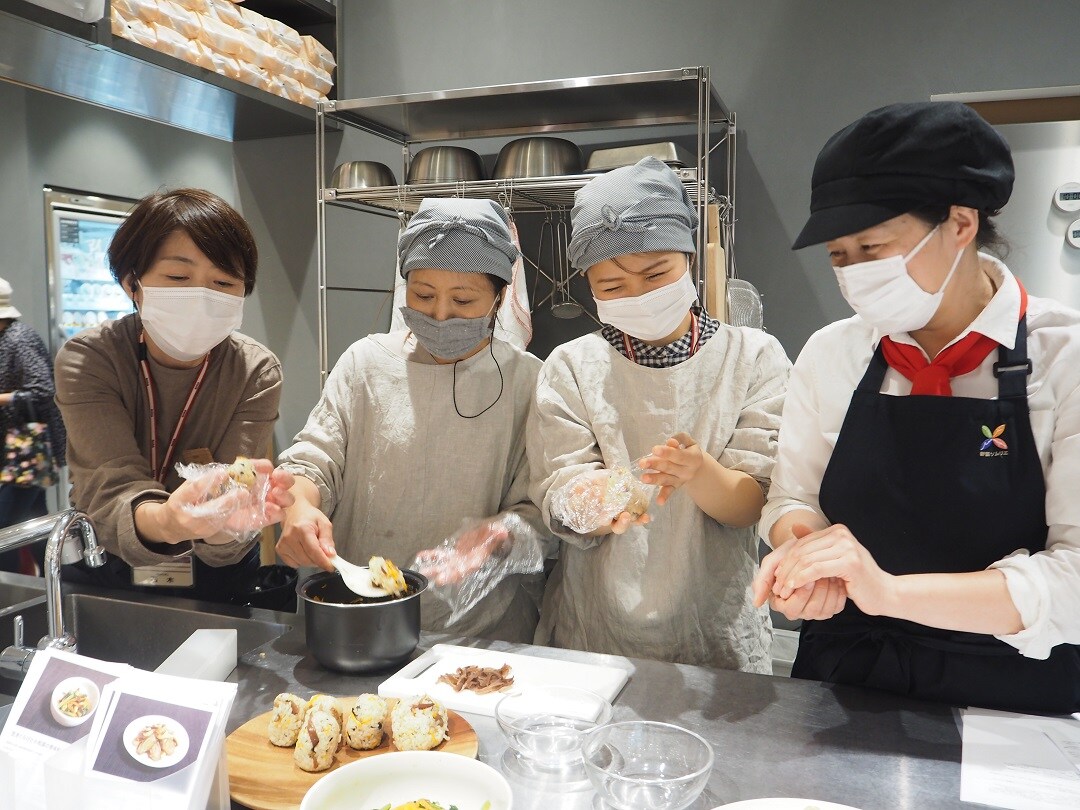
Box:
[832,225,963,335]
[139,286,245,362]
[593,264,698,341]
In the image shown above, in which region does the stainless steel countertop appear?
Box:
[0,573,965,810]
[231,609,965,810]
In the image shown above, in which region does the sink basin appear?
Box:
[70,592,291,668]
[0,582,46,610]
[0,590,292,695]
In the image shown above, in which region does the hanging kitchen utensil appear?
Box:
[551,214,584,319]
[530,211,557,311]
[727,278,764,329]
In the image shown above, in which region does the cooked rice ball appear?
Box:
[294,709,341,772]
[390,695,448,752]
[304,693,343,728]
[228,456,258,489]
[267,692,305,747]
[345,693,389,751]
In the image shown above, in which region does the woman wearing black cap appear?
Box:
[752,101,1080,713]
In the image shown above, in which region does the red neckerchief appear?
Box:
[138,332,211,483]
[880,281,1028,396]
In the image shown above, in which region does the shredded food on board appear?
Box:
[437,664,514,694]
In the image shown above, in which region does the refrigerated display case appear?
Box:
[43,187,136,352]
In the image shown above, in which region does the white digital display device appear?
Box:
[1053,182,1080,213]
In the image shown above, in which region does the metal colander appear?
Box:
[727,278,763,329]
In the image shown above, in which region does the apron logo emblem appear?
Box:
[979,424,1008,457]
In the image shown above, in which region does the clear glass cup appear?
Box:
[581,720,714,810]
[495,685,613,771]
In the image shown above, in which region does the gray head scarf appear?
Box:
[398,198,518,283]
[567,156,698,270]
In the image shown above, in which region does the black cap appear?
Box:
[792,101,1014,249]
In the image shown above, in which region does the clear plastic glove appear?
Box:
[550,464,659,535]
[174,458,280,544]
[411,513,543,624]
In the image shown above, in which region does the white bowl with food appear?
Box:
[298,750,512,810]
[123,715,190,768]
[50,677,100,727]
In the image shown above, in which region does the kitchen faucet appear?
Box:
[0,509,106,677]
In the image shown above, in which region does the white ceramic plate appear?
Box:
[713,800,863,810]
[123,715,190,769]
[50,676,100,727]
[299,750,512,810]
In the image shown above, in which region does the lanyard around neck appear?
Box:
[138,332,211,483]
[623,310,700,365]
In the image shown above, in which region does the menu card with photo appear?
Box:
[80,669,236,808]
[0,649,131,756]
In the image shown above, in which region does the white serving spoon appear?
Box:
[330,555,392,599]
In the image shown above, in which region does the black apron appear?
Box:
[792,318,1080,714]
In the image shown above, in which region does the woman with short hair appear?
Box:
[56,188,293,603]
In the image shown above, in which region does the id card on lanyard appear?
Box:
[132,333,210,588]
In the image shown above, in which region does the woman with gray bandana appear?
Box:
[528,157,790,670]
[278,198,553,642]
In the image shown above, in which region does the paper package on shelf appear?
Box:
[111,0,161,24]
[111,10,158,48]
[209,0,244,29]
[245,37,288,75]
[153,23,201,66]
[156,0,203,39]
[236,5,272,41]
[277,74,307,105]
[304,65,333,96]
[191,41,241,81]
[298,86,324,109]
[274,51,333,95]
[235,60,264,91]
[266,16,304,54]
[196,12,247,57]
[301,34,336,74]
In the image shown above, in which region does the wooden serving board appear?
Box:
[226,697,478,810]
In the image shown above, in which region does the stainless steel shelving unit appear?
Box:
[315,67,735,379]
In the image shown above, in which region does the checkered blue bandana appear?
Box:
[568,156,698,270]
[398,198,519,284]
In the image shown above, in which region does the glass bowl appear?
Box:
[495,685,613,770]
[581,720,714,810]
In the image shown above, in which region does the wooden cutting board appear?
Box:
[226,696,478,810]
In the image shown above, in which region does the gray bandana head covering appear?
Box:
[568,156,698,270]
[398,198,518,284]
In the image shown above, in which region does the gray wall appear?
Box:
[335,0,1080,359]
[994,122,1080,303]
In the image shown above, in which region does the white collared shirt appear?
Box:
[760,255,1080,659]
